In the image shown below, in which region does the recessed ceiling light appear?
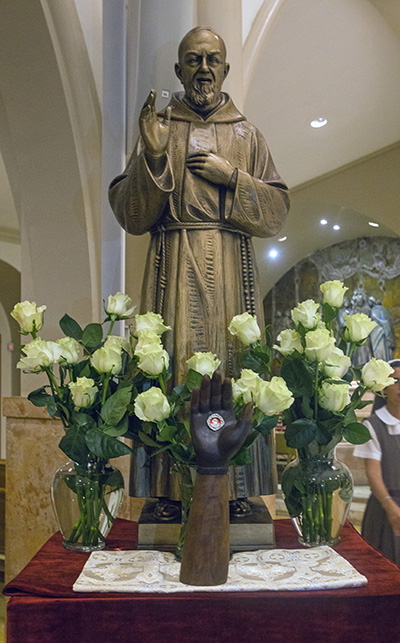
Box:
[278,236,287,242]
[268,249,278,259]
[333,224,340,231]
[310,117,328,128]
[320,219,328,225]
[368,222,379,227]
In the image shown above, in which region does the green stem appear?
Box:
[348,343,356,358]
[102,374,111,406]
[158,375,167,396]
[174,464,194,561]
[314,363,320,422]
[107,319,116,338]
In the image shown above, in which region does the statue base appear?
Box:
[137,496,275,552]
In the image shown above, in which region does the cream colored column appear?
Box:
[3,397,135,581]
[194,0,243,111]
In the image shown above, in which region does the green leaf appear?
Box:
[255,414,279,435]
[229,447,252,466]
[138,431,159,448]
[158,424,177,443]
[27,386,52,407]
[185,369,203,392]
[339,477,353,503]
[343,407,357,426]
[102,415,129,437]
[74,359,91,378]
[85,429,132,458]
[285,418,317,448]
[300,396,314,420]
[71,411,97,431]
[322,302,338,323]
[169,444,190,464]
[281,358,313,399]
[239,348,270,376]
[106,469,125,489]
[82,323,103,348]
[101,386,132,426]
[343,422,371,445]
[59,426,89,464]
[314,423,333,445]
[45,398,58,419]
[242,430,261,449]
[59,313,83,341]
[169,383,191,413]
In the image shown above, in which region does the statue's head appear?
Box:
[175,27,230,111]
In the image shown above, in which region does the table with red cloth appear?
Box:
[4,518,400,643]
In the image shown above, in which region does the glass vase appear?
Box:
[281,447,353,547]
[174,463,195,561]
[51,459,125,552]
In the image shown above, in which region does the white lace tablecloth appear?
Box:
[73,547,367,593]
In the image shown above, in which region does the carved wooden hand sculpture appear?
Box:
[179,371,252,586]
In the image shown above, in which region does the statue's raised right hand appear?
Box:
[139,90,171,157]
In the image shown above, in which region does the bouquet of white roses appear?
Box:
[273,280,395,544]
[12,293,145,549]
[129,310,293,471]
[12,297,292,549]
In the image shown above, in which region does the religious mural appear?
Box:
[264,237,400,366]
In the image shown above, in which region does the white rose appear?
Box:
[57,337,81,365]
[186,352,221,377]
[291,299,320,329]
[320,281,348,308]
[134,387,171,422]
[362,359,395,393]
[319,381,351,412]
[104,335,131,354]
[91,345,122,375]
[322,347,352,379]
[134,330,162,353]
[105,292,136,319]
[274,329,303,356]
[135,312,171,336]
[232,369,262,404]
[136,344,169,376]
[17,338,63,372]
[11,301,46,333]
[344,313,377,343]
[68,377,98,408]
[228,312,261,345]
[255,377,294,416]
[304,328,336,363]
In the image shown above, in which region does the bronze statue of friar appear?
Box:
[109,26,290,513]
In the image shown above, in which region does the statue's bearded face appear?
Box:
[175,30,229,109]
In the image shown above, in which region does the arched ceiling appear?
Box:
[243,0,400,294]
[244,0,400,187]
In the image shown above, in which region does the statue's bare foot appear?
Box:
[153,498,180,522]
[229,498,252,518]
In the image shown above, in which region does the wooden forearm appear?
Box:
[179,474,229,586]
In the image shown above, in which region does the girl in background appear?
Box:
[354,359,400,566]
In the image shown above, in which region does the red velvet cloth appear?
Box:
[4,519,400,643]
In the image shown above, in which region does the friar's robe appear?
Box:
[109,92,290,499]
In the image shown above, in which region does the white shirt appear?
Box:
[353,406,400,461]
